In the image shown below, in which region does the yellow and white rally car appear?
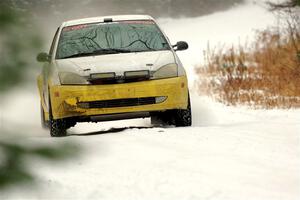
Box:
[37,15,191,137]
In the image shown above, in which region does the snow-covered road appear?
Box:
[1,90,299,200]
[0,1,299,200]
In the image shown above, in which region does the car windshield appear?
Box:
[56,20,170,59]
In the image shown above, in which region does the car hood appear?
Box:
[54,50,175,76]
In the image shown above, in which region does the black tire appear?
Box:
[40,103,49,129]
[174,96,192,127]
[48,98,67,137]
[49,118,67,137]
[150,110,174,126]
[150,114,161,126]
[150,113,167,126]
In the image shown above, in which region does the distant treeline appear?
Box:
[1,0,244,46]
[2,0,244,19]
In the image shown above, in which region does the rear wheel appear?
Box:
[150,110,174,126]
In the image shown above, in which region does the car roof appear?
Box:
[62,15,155,27]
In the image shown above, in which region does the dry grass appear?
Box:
[195,26,300,108]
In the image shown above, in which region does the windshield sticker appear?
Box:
[63,21,154,32]
[63,24,89,32]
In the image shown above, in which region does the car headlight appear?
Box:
[59,72,89,85]
[152,63,178,79]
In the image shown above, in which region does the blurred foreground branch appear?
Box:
[0,3,79,191]
[0,141,79,189]
[0,4,42,92]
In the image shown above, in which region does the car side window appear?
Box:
[49,27,60,57]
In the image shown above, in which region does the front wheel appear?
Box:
[48,97,67,137]
[150,95,192,127]
[174,96,192,127]
[49,118,67,137]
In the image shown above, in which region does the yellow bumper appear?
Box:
[49,76,189,120]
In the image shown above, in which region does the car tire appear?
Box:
[40,102,49,129]
[150,113,167,126]
[49,118,67,137]
[174,95,192,127]
[66,119,76,130]
[48,97,67,137]
[151,110,174,126]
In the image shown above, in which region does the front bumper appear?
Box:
[49,76,189,120]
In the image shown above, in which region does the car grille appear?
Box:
[78,97,156,109]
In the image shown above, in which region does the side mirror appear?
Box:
[173,41,188,51]
[37,52,50,62]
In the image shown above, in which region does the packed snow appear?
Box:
[0,1,299,200]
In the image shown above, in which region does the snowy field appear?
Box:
[0,1,300,200]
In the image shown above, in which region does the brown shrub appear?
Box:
[195,27,300,108]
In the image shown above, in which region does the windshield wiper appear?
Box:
[60,48,132,59]
[61,52,95,59]
[93,48,132,54]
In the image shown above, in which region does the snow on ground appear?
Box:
[0,1,299,200]
[0,90,299,200]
